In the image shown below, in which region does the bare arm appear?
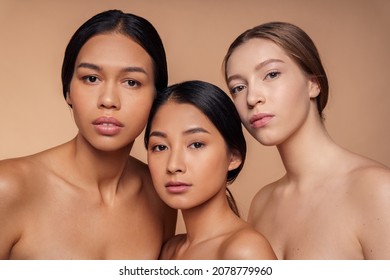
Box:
[354,166,390,259]
[0,160,26,259]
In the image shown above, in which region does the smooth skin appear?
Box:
[147,101,276,260]
[0,33,176,259]
[226,38,390,259]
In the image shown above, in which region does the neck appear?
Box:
[180,188,238,243]
[70,134,134,203]
[276,110,340,185]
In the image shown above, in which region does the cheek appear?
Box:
[70,97,93,125]
[122,96,154,125]
[148,154,166,182]
[194,149,230,181]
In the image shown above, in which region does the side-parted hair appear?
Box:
[144,80,247,216]
[61,9,168,101]
[223,21,329,119]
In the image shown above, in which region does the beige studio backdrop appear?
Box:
[0,0,389,233]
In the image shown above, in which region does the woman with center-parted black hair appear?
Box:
[0,9,177,260]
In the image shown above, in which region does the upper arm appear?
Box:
[354,167,390,259]
[0,161,26,259]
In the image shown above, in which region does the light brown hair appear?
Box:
[223,22,329,119]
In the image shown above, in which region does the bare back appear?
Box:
[248,152,390,259]
[0,143,176,259]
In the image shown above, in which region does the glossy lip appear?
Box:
[92,116,124,136]
[249,113,274,129]
[165,181,192,194]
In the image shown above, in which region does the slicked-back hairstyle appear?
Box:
[223,22,329,119]
[61,9,167,102]
[144,80,247,216]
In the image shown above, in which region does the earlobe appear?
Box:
[66,92,72,107]
[309,78,321,98]
[228,150,242,171]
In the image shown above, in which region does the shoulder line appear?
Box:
[220,227,277,260]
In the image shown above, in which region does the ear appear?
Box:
[309,77,321,99]
[65,92,72,107]
[228,149,242,171]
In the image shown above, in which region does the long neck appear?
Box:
[181,187,238,243]
[277,107,340,185]
[69,133,134,203]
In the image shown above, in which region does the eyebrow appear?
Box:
[254,58,285,71]
[76,62,148,75]
[148,127,210,139]
[226,58,285,83]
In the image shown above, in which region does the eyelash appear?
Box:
[230,85,246,95]
[150,142,205,152]
[265,71,281,80]
[80,75,141,89]
[229,70,282,94]
[189,142,204,149]
[151,144,167,152]
[82,75,99,84]
[125,79,141,88]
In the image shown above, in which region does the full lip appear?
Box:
[165,181,192,193]
[92,116,124,136]
[249,113,274,128]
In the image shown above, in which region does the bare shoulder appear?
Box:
[159,234,186,260]
[0,155,47,259]
[346,157,390,259]
[351,158,390,184]
[0,152,53,209]
[0,156,39,202]
[0,145,70,213]
[350,161,390,219]
[348,156,390,197]
[248,177,285,222]
[220,226,277,260]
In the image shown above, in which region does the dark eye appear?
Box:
[126,80,140,87]
[151,144,167,152]
[83,75,99,83]
[189,142,204,149]
[265,71,280,80]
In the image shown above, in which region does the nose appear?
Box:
[167,148,186,174]
[98,82,121,110]
[246,85,265,109]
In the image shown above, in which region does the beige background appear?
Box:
[1,0,389,233]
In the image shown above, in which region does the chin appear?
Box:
[256,136,285,147]
[248,133,274,146]
[161,198,196,211]
[92,142,132,153]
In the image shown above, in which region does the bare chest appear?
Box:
[255,195,363,259]
[10,192,164,259]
